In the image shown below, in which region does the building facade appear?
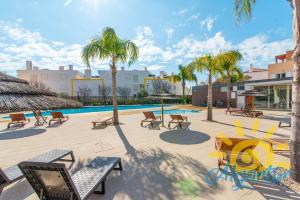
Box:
[144,71,184,96]
[192,50,293,110]
[17,61,82,96]
[17,61,183,97]
[98,67,150,96]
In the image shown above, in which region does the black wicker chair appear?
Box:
[18,157,122,199]
[0,149,74,193]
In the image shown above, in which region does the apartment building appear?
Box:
[98,67,150,96]
[144,71,184,96]
[17,61,183,97]
[192,50,294,110]
[17,61,82,96]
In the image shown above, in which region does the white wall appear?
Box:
[72,79,104,96]
[17,66,81,95]
[98,68,150,96]
[244,71,268,80]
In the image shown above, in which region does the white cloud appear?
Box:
[237,35,293,67]
[1,23,43,43]
[64,0,72,6]
[0,21,85,71]
[165,28,174,41]
[0,20,294,77]
[174,32,232,58]
[201,16,216,31]
[187,14,199,21]
[178,8,188,16]
[16,18,23,23]
[147,65,166,71]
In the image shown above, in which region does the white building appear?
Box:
[98,67,150,96]
[243,64,268,81]
[17,61,183,97]
[17,61,82,96]
[145,71,184,96]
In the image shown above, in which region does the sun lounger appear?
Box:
[0,149,74,193]
[141,111,161,127]
[18,156,122,198]
[33,110,47,126]
[49,111,69,126]
[278,121,291,127]
[7,113,30,129]
[225,108,243,115]
[168,114,188,128]
[92,116,113,128]
[263,138,290,154]
[215,137,262,171]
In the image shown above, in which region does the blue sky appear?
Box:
[0,0,293,84]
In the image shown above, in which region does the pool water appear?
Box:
[153,109,200,115]
[3,104,167,118]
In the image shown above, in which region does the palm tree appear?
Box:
[234,0,300,182]
[82,27,139,125]
[216,50,243,111]
[170,65,197,97]
[188,54,219,121]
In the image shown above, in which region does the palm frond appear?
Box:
[234,0,256,22]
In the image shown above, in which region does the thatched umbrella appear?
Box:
[0,72,82,113]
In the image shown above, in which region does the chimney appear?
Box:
[159,71,166,78]
[68,65,73,71]
[84,69,92,78]
[121,67,125,71]
[59,66,64,71]
[144,67,147,71]
[26,61,32,70]
[249,64,253,72]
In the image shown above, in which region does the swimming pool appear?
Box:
[153,109,200,115]
[3,104,168,118]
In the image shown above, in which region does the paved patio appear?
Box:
[0,107,295,200]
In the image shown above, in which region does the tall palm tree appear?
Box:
[216,50,243,111]
[82,27,139,125]
[170,65,197,97]
[188,54,219,121]
[234,0,300,182]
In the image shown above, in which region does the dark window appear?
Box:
[281,73,286,78]
[237,85,245,90]
[276,74,281,78]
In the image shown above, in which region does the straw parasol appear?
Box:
[0,72,82,113]
[147,91,179,127]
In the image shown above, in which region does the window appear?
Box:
[237,85,245,90]
[133,84,139,91]
[281,73,286,78]
[133,75,139,82]
[276,74,281,78]
[220,87,227,92]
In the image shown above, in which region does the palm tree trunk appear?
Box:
[207,72,213,121]
[291,0,300,182]
[227,77,231,111]
[182,80,186,97]
[111,63,119,125]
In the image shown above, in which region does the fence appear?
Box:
[64,96,186,105]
